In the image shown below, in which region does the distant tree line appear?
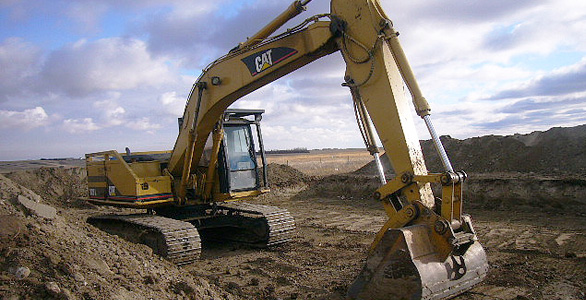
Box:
[264,147,310,155]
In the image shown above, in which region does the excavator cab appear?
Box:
[217,109,268,193]
[176,108,271,203]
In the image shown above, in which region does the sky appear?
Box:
[1,0,585,160]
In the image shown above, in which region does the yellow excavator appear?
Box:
[85,0,488,298]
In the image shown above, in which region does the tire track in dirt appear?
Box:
[291,208,386,233]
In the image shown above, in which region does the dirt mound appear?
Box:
[294,174,382,205]
[423,124,586,174]
[463,174,586,210]
[265,163,312,187]
[0,172,238,300]
[301,172,586,213]
[356,124,586,175]
[352,154,393,176]
[5,167,87,208]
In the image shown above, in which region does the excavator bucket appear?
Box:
[348,224,488,300]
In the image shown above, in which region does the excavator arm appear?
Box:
[167,0,432,206]
[166,17,337,201]
[163,0,488,298]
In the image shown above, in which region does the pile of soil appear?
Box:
[295,174,381,204]
[0,172,238,300]
[5,167,87,208]
[463,173,586,210]
[356,124,586,176]
[264,163,312,187]
[353,155,393,176]
[423,124,586,174]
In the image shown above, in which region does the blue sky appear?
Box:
[1,0,585,160]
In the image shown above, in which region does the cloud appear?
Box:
[53,92,166,134]
[60,110,162,134]
[0,38,41,101]
[62,118,100,133]
[0,107,50,130]
[65,1,109,34]
[134,2,228,66]
[499,96,586,114]
[159,91,186,116]
[137,0,323,67]
[395,0,537,24]
[91,96,162,132]
[2,0,586,160]
[228,79,361,150]
[428,92,586,139]
[93,96,126,126]
[126,117,162,131]
[40,37,174,97]
[262,124,361,150]
[489,58,586,99]
[0,0,41,22]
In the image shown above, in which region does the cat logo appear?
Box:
[255,49,273,74]
[242,47,298,76]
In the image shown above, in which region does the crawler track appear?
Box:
[87,203,295,265]
[214,202,296,246]
[87,214,201,266]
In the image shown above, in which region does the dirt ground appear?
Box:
[0,168,238,300]
[1,159,585,299]
[188,174,586,300]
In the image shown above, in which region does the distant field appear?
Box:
[0,149,374,176]
[0,158,85,173]
[265,149,373,176]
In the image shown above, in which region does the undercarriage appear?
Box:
[87,202,296,265]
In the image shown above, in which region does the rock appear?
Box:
[16,195,57,219]
[249,277,260,286]
[564,251,577,258]
[45,281,61,296]
[170,280,195,295]
[226,281,241,292]
[0,215,25,238]
[143,274,156,284]
[12,266,31,279]
[60,288,74,300]
[72,272,85,283]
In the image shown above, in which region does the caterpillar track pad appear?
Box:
[348,224,488,300]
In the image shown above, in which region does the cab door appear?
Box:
[221,124,259,192]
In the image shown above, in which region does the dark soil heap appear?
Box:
[347,125,586,211]
[264,163,312,187]
[356,124,586,176]
[423,124,586,174]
